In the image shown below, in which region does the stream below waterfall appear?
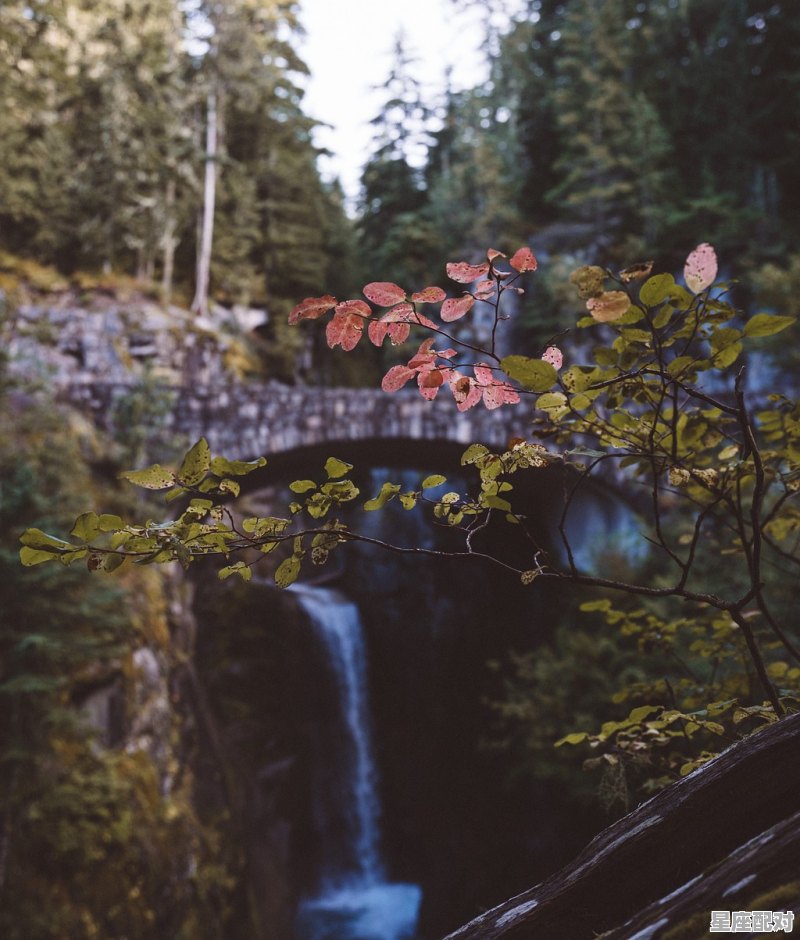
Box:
[291,585,422,940]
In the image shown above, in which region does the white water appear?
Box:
[292,586,421,940]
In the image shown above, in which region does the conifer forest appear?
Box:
[2,2,800,939]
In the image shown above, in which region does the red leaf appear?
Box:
[335,299,371,318]
[369,319,410,346]
[482,383,520,409]
[411,286,446,304]
[420,369,444,389]
[446,261,490,283]
[368,304,439,346]
[363,281,406,306]
[327,308,369,350]
[684,243,718,294]
[441,294,475,322]
[381,365,415,392]
[288,294,337,325]
[408,338,436,368]
[542,346,563,370]
[474,363,520,409]
[448,371,482,411]
[474,279,497,301]
[509,247,538,272]
[487,248,506,261]
[586,291,630,322]
[418,368,450,401]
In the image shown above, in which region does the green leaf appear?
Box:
[422,474,447,489]
[101,553,126,573]
[217,479,240,497]
[210,455,267,476]
[629,705,662,723]
[554,732,589,747]
[275,554,301,588]
[70,512,100,541]
[20,528,72,551]
[165,486,188,502]
[579,599,612,612]
[242,516,290,537]
[364,482,401,511]
[219,562,252,582]
[500,355,557,392]
[639,273,675,306]
[290,480,317,494]
[119,464,175,490]
[537,392,568,411]
[178,438,211,486]
[651,304,674,329]
[481,494,512,512]
[711,341,742,369]
[461,444,489,466]
[59,548,88,566]
[570,394,593,411]
[110,531,132,550]
[666,356,696,377]
[20,546,58,566]
[325,457,353,479]
[399,493,417,510]
[743,313,796,338]
[639,273,692,309]
[321,480,359,501]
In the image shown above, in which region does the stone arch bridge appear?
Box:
[61,381,533,462]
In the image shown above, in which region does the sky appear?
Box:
[298,0,512,207]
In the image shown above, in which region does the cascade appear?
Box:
[292,585,421,940]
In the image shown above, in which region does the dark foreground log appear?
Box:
[444,713,800,940]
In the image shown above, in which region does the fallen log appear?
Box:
[443,712,800,939]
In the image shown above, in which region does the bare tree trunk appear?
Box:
[444,712,800,940]
[161,178,177,304]
[192,89,217,315]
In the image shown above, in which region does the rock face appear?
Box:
[6,293,264,388]
[443,712,800,940]
[6,294,535,460]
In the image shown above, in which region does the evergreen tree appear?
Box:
[547,0,671,250]
[358,33,433,285]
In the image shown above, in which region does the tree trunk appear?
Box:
[192,89,217,315]
[444,713,800,940]
[161,177,177,304]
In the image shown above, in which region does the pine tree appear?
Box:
[548,0,644,245]
[358,33,432,285]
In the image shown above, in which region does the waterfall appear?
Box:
[292,586,421,940]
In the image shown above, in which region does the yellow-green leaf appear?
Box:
[554,732,589,747]
[178,438,211,486]
[500,355,557,392]
[325,457,353,479]
[20,546,58,566]
[461,444,490,466]
[119,464,175,490]
[219,562,252,581]
[290,480,317,494]
[275,555,301,588]
[210,455,267,476]
[71,512,100,542]
[743,313,796,338]
[364,482,401,511]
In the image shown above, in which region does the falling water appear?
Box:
[292,585,421,940]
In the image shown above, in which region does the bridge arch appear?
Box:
[61,380,533,461]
